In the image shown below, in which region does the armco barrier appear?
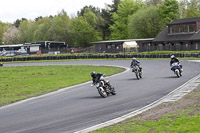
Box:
[0,53,199,62]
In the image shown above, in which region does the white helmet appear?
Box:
[171,55,175,59]
[132,57,136,61]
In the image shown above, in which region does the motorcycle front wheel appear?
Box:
[98,87,108,98]
[139,72,142,78]
[135,72,140,80]
[175,69,180,78]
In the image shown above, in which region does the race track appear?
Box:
[0,59,200,133]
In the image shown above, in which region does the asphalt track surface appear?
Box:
[0,60,200,133]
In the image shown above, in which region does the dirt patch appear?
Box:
[120,85,200,124]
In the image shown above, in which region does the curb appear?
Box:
[75,73,200,133]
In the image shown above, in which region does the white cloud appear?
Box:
[0,0,113,23]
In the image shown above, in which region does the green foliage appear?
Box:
[48,10,71,44]
[158,0,180,25]
[0,22,10,45]
[128,6,165,39]
[180,0,200,18]
[92,114,200,133]
[110,0,144,40]
[83,8,98,27]
[19,20,37,43]
[0,65,124,106]
[70,17,98,47]
[2,0,200,48]
[100,0,121,40]
[33,17,51,41]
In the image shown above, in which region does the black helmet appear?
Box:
[90,71,96,76]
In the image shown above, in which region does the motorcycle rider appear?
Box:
[130,57,142,72]
[90,71,114,91]
[170,55,183,70]
[90,71,105,85]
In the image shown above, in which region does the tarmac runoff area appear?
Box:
[76,60,200,133]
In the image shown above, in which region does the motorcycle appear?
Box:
[92,75,116,98]
[131,65,142,80]
[171,62,183,78]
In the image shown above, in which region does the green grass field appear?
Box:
[0,65,125,106]
[91,85,200,133]
[92,114,200,133]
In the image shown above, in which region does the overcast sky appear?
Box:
[0,0,113,23]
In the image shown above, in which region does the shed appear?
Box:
[123,41,138,48]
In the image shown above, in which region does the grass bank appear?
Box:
[0,65,125,106]
[91,85,200,133]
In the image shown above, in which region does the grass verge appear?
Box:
[91,85,200,133]
[0,65,125,106]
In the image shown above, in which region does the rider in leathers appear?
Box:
[170,55,183,70]
[90,71,114,92]
[130,57,142,72]
[90,71,104,85]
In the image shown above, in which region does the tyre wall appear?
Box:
[0,53,199,62]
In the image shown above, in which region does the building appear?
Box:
[0,44,40,56]
[31,41,67,53]
[153,17,200,51]
[91,17,200,53]
[90,38,154,53]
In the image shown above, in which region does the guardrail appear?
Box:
[0,53,199,62]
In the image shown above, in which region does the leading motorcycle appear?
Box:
[171,62,183,78]
[91,75,116,98]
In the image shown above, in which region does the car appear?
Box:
[16,49,27,55]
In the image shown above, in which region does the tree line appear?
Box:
[0,0,200,47]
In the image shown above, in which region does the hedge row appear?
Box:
[0,53,199,62]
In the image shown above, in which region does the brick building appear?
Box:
[153,17,200,51]
[91,17,200,53]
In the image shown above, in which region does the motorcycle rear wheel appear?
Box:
[110,87,116,95]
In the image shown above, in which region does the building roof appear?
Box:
[154,17,200,43]
[0,44,23,48]
[90,38,154,44]
[170,17,200,25]
[154,27,200,42]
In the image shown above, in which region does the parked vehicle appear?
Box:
[91,74,116,98]
[131,65,142,80]
[1,50,16,56]
[171,62,183,78]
